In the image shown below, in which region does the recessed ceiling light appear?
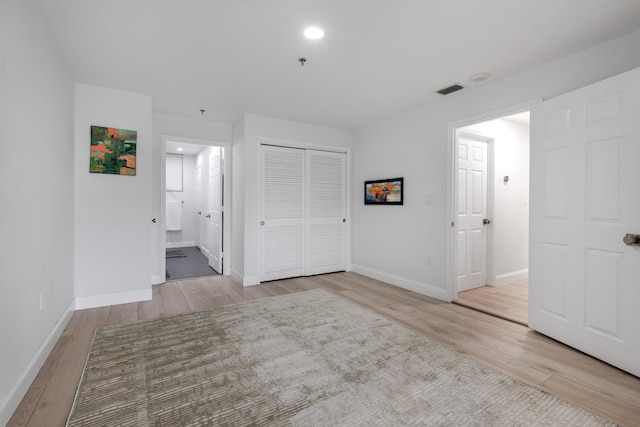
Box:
[177,147,183,152]
[468,72,492,83]
[304,27,324,40]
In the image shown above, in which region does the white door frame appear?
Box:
[208,147,223,274]
[445,99,540,302]
[159,135,231,281]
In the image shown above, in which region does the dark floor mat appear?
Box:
[166,249,187,258]
[166,246,218,280]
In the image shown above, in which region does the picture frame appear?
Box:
[364,177,404,205]
[90,125,137,175]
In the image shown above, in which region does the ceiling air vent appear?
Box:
[436,84,464,96]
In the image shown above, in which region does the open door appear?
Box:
[456,133,490,292]
[530,66,640,376]
[208,147,223,274]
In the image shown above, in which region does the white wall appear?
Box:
[352,30,640,301]
[74,84,153,308]
[166,154,196,248]
[233,113,353,285]
[0,0,75,422]
[151,113,232,283]
[462,118,530,286]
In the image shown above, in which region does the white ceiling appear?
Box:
[36,0,640,129]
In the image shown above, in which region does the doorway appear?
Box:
[160,136,229,282]
[450,111,531,324]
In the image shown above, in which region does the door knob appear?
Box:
[151,218,157,223]
[260,221,265,226]
[205,214,211,219]
[483,218,491,225]
[623,234,640,246]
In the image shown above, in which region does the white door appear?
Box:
[530,67,640,377]
[194,158,203,249]
[305,150,346,276]
[457,133,489,292]
[208,147,223,274]
[259,145,306,281]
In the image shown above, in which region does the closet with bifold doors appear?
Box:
[259,143,347,282]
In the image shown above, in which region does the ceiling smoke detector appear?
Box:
[436,84,465,96]
[468,72,492,83]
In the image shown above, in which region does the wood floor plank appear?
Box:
[241,284,276,300]
[106,304,126,326]
[121,302,138,325]
[541,374,639,426]
[178,279,216,312]
[137,284,165,320]
[455,281,528,325]
[217,284,250,303]
[61,311,82,337]
[497,329,640,406]
[10,272,640,426]
[7,336,70,426]
[158,281,191,315]
[195,276,226,294]
[259,282,291,296]
[16,307,110,427]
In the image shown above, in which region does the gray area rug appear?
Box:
[67,290,614,426]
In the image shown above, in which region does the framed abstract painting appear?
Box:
[90,125,137,175]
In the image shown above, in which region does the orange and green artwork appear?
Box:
[90,126,137,176]
[364,178,403,205]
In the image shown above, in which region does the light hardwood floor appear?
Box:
[9,273,640,426]
[455,280,528,325]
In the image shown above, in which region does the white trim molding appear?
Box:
[166,241,196,249]
[0,301,75,426]
[491,269,529,287]
[351,264,447,301]
[74,288,152,311]
[229,269,259,287]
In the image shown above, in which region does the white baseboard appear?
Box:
[351,264,447,301]
[0,300,74,426]
[243,276,259,287]
[230,269,259,287]
[491,269,529,287]
[74,288,152,310]
[166,240,195,249]
[230,268,243,285]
